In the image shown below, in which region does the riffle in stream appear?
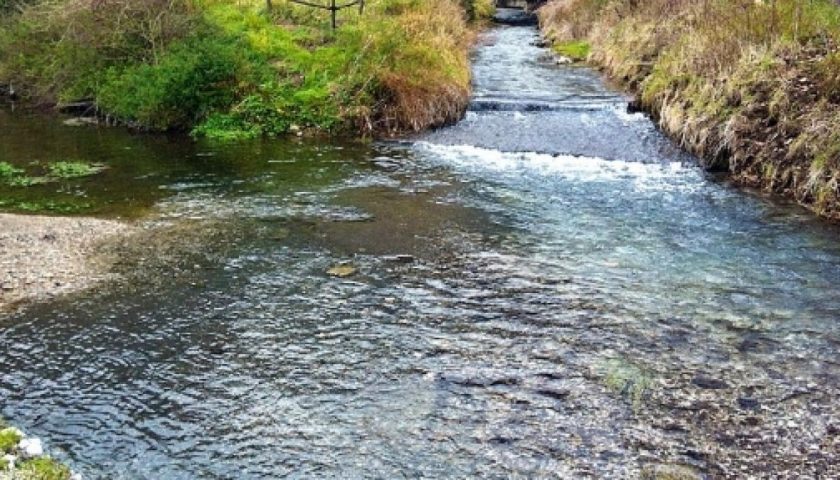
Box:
[1,24,840,479]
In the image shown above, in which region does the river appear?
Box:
[1,23,840,479]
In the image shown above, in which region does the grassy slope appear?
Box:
[539,0,840,220]
[0,0,494,139]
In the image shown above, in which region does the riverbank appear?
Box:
[0,214,132,312]
[538,0,840,220]
[0,418,78,479]
[0,0,492,140]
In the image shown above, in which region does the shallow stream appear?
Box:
[2,23,839,478]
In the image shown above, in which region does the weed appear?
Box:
[595,358,652,410]
[0,0,477,138]
[553,40,590,60]
[0,427,22,453]
[17,457,72,480]
[47,162,106,179]
[0,161,23,177]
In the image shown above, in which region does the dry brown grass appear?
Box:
[539,0,840,220]
[371,0,473,133]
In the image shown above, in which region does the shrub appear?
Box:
[0,0,475,137]
[96,33,241,129]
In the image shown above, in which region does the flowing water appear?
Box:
[2,24,840,479]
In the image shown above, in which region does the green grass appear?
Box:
[0,0,475,139]
[553,40,591,61]
[0,427,23,453]
[17,457,72,480]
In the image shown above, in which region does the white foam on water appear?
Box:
[413,142,703,192]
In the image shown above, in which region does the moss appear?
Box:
[553,40,591,61]
[596,358,651,410]
[0,198,93,214]
[0,427,23,453]
[47,161,106,179]
[17,457,72,480]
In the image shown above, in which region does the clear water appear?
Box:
[2,25,839,478]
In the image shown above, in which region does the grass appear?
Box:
[538,0,840,220]
[17,457,72,480]
[0,421,72,480]
[0,0,487,139]
[553,40,590,60]
[0,427,23,452]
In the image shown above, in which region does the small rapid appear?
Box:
[1,22,839,479]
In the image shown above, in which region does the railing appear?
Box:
[267,0,365,29]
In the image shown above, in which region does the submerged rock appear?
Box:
[384,254,415,264]
[326,265,357,278]
[737,396,760,411]
[62,117,98,127]
[691,375,729,390]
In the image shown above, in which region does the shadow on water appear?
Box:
[2,24,840,479]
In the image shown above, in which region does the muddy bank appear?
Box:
[0,214,133,312]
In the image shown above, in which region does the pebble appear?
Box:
[326,265,356,278]
[0,213,131,312]
[691,375,729,390]
[385,254,415,264]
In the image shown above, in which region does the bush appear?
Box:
[0,0,475,137]
[96,33,241,129]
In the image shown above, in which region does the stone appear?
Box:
[691,375,729,390]
[18,438,43,458]
[62,117,98,127]
[327,265,356,278]
[385,254,415,264]
[737,397,760,411]
[640,463,702,480]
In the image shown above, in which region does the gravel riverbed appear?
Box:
[0,214,133,312]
